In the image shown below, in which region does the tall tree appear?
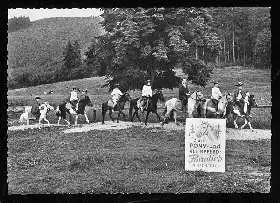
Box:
[62,40,82,80]
[99,8,221,91]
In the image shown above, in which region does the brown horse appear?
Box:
[129,89,165,125]
[101,92,131,124]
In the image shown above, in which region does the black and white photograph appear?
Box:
[7,8,271,194]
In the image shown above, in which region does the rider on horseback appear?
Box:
[140,79,153,112]
[233,82,246,115]
[111,83,123,112]
[70,87,79,110]
[211,81,222,115]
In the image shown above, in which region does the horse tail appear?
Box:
[101,102,107,123]
[129,100,135,120]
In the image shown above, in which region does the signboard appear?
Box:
[185,118,226,172]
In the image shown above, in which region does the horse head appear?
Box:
[153,89,165,102]
[190,90,204,101]
[217,95,229,116]
[248,94,257,107]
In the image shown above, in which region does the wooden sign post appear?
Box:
[185,118,226,172]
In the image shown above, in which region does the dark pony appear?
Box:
[225,93,257,129]
[101,92,131,124]
[129,89,165,125]
[74,96,94,125]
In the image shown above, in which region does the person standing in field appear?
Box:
[140,79,153,112]
[110,83,123,111]
[211,81,223,115]
[178,78,190,113]
[31,96,42,119]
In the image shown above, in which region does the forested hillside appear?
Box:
[8,17,105,89]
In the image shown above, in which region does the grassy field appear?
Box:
[8,66,271,129]
[7,66,271,193]
[8,126,270,193]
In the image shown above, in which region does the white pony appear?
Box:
[19,106,33,125]
[38,102,54,126]
[161,91,204,125]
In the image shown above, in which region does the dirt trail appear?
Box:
[8,121,271,140]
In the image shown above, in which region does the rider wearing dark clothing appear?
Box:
[31,96,42,119]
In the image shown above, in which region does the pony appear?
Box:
[56,101,77,126]
[129,89,165,125]
[74,96,94,125]
[225,92,257,129]
[160,90,204,126]
[19,106,33,125]
[38,102,54,126]
[101,92,131,124]
[199,94,231,118]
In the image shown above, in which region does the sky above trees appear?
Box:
[8,8,103,21]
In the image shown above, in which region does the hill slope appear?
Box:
[8,17,105,83]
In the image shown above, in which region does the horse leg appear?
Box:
[75,114,79,125]
[174,111,179,125]
[136,111,141,122]
[57,116,61,125]
[240,118,248,129]
[145,111,150,126]
[84,113,90,124]
[102,104,107,124]
[233,118,239,129]
[44,117,50,126]
[248,120,253,130]
[117,111,121,123]
[109,109,114,122]
[121,111,125,121]
[155,111,161,122]
[65,119,71,126]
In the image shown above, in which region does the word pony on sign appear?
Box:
[185,118,226,173]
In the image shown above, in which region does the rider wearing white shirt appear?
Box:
[111,83,123,110]
[141,80,152,111]
[211,81,222,113]
[70,87,79,108]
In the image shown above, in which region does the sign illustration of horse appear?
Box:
[161,91,204,126]
[102,92,131,124]
[129,89,165,125]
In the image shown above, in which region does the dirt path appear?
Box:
[8,121,271,140]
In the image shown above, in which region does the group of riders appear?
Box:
[30,78,250,121]
[179,78,249,116]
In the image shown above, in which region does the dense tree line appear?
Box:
[208,7,270,69]
[8,8,270,89]
[8,16,32,33]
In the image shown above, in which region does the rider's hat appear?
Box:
[82,89,88,93]
[235,82,243,87]
[213,81,218,85]
[73,87,77,90]
[35,96,41,100]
